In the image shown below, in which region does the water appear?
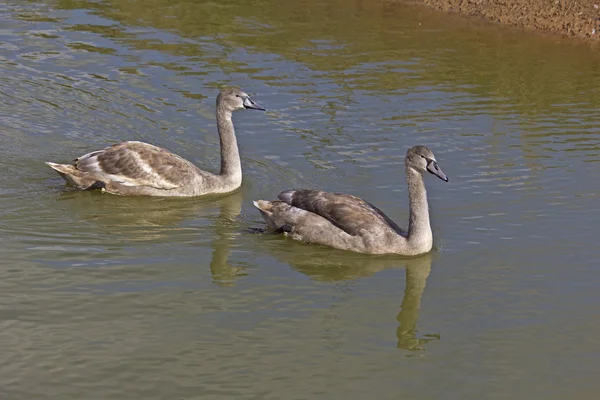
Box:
[1,0,600,398]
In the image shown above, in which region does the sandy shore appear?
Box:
[413,0,600,41]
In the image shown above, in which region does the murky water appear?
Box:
[1,0,600,398]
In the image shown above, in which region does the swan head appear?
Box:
[217,87,266,112]
[406,145,448,182]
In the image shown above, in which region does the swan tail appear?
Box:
[253,200,294,233]
[45,162,103,190]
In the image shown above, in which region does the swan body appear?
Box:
[46,88,265,196]
[254,146,448,256]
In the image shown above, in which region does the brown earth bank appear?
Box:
[409,0,600,41]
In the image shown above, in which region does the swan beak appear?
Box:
[427,160,448,182]
[243,96,266,111]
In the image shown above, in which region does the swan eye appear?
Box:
[235,95,241,98]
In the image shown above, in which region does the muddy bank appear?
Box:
[413,0,600,41]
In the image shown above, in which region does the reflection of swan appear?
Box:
[46,88,265,196]
[55,190,240,239]
[207,191,248,287]
[261,242,439,350]
[266,240,414,281]
[394,254,440,351]
[254,146,448,255]
[55,189,247,285]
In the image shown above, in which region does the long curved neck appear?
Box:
[406,167,432,245]
[216,105,242,185]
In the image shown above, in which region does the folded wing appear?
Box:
[76,141,200,190]
[278,189,406,237]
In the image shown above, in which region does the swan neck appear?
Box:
[406,167,431,243]
[216,105,241,184]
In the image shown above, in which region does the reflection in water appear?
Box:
[208,190,246,286]
[264,241,439,350]
[53,188,246,285]
[54,189,239,237]
[51,0,600,113]
[56,191,200,227]
[395,255,439,351]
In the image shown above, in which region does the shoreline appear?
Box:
[408,0,600,42]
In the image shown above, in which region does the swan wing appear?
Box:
[75,141,200,190]
[277,189,405,237]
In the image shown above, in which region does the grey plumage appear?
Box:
[254,145,448,256]
[46,87,265,197]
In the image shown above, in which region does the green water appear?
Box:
[1,0,600,398]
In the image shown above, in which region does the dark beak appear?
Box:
[243,96,266,111]
[426,160,448,182]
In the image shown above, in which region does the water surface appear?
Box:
[1,0,600,398]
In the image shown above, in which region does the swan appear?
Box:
[46,87,265,196]
[253,145,448,256]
